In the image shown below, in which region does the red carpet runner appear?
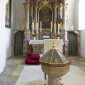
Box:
[25,54,40,65]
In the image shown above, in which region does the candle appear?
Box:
[32,22,34,34]
[54,23,56,34]
[36,23,38,33]
[60,4,62,19]
[58,24,59,34]
[61,8,62,19]
[40,21,42,32]
[51,22,52,32]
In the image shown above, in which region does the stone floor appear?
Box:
[0,56,85,85]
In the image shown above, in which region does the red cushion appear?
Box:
[25,55,40,65]
[31,54,40,59]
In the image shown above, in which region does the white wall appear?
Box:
[12,0,25,30]
[0,0,11,73]
[73,0,79,30]
[81,29,85,58]
[79,0,85,58]
[79,0,85,30]
[67,0,75,30]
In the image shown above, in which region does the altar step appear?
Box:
[25,54,40,65]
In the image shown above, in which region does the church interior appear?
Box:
[0,0,85,85]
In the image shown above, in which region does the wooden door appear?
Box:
[14,31,24,56]
[68,31,78,56]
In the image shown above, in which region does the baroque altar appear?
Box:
[22,0,69,56]
[23,0,67,40]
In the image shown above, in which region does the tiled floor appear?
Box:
[0,56,25,85]
[0,56,85,85]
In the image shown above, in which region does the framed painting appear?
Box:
[5,0,11,28]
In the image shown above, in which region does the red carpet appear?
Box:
[25,54,40,65]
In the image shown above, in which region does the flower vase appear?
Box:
[34,37,36,40]
[57,37,60,39]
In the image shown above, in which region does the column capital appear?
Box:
[35,6,38,10]
[60,4,63,8]
[54,6,58,9]
[24,3,30,8]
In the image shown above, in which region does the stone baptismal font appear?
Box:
[40,41,71,85]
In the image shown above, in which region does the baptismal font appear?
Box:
[40,41,71,85]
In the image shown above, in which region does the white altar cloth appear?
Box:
[29,40,44,44]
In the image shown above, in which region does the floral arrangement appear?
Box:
[32,34,37,37]
[56,33,62,39]
[57,33,61,37]
[57,34,61,37]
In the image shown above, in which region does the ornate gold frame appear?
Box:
[38,5,53,30]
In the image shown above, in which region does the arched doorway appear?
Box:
[14,31,24,56]
[68,31,78,56]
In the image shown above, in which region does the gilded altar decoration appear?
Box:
[16,25,20,30]
[22,15,25,24]
[59,21,63,30]
[22,0,68,41]
[42,0,49,5]
[71,25,74,30]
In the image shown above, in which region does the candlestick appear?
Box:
[51,22,52,33]
[58,24,59,34]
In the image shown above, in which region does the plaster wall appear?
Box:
[81,29,85,58]
[0,0,11,73]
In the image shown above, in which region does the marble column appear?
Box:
[31,6,33,20]
[54,7,57,38]
[35,7,38,32]
[63,0,68,57]
[24,3,31,40]
[24,3,30,30]
[64,0,68,31]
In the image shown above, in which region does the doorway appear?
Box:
[68,31,78,56]
[14,31,24,56]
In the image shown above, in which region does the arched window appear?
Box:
[79,0,85,30]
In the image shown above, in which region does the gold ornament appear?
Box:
[16,25,20,30]
[71,25,74,30]
[42,0,49,5]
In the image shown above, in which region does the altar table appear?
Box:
[29,39,63,54]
